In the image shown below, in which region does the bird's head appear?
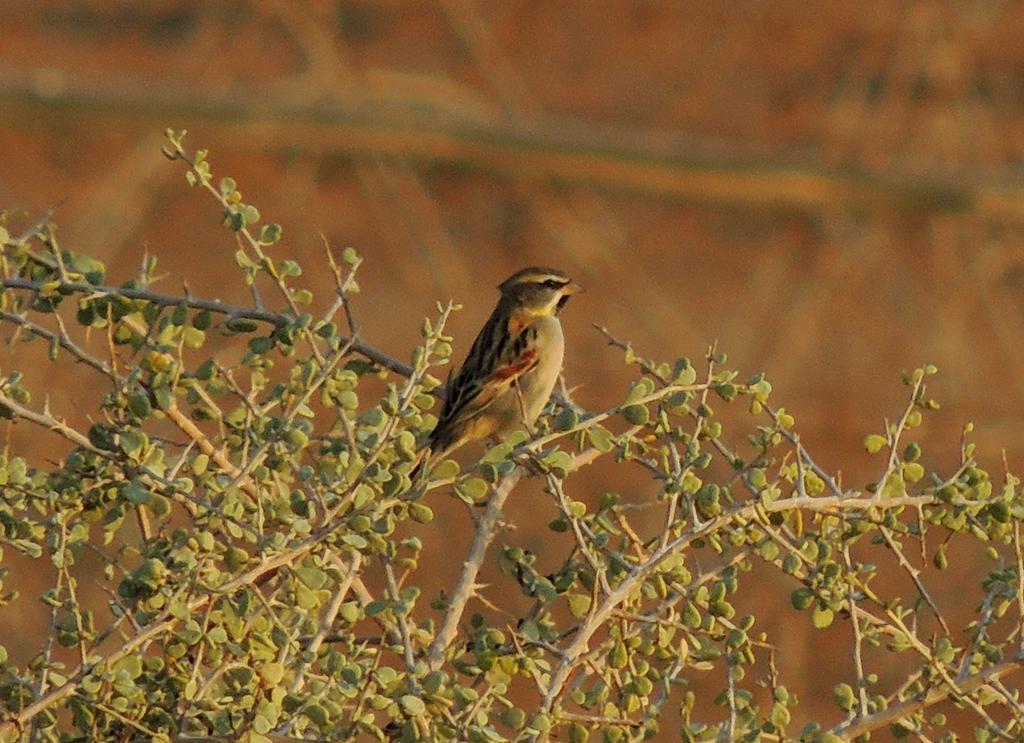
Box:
[498,267,582,316]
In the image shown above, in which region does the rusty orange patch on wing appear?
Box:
[493,349,538,380]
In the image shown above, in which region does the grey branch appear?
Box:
[0,276,421,385]
[1,276,288,326]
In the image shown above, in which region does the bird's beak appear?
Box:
[563,281,584,296]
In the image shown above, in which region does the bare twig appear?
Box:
[842,540,870,719]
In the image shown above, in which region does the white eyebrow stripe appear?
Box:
[521,273,569,284]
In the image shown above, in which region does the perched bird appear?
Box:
[419,266,581,473]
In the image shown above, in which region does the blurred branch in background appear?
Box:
[3,68,1021,218]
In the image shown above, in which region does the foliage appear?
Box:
[0,131,1022,742]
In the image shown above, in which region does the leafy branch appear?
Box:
[0,133,1022,743]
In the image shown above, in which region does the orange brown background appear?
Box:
[3,0,1024,735]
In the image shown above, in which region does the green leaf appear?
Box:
[122,480,152,505]
[621,404,649,425]
[134,558,166,589]
[864,434,887,454]
[193,310,212,330]
[455,477,489,503]
[126,390,152,418]
[902,462,925,483]
[115,655,143,679]
[881,471,905,499]
[541,450,573,478]
[675,363,697,385]
[192,454,209,476]
[503,708,527,731]
[548,515,568,532]
[531,713,551,733]
[182,327,206,349]
[295,566,329,590]
[554,408,579,431]
[120,429,147,458]
[714,382,737,401]
[585,425,615,453]
[770,702,791,728]
[303,703,329,727]
[607,640,628,669]
[400,694,426,715]
[258,223,283,245]
[258,662,285,686]
[341,533,368,549]
[566,593,591,619]
[171,303,188,326]
[235,249,256,270]
[225,317,258,333]
[833,683,855,711]
[224,547,249,572]
[339,602,360,624]
[481,442,513,464]
[409,503,433,523]
[248,336,274,355]
[790,588,814,610]
[626,378,655,403]
[812,606,834,629]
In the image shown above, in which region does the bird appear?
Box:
[416,266,582,476]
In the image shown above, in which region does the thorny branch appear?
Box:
[426,467,525,670]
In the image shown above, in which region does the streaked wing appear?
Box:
[430,310,537,451]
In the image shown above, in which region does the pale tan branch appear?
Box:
[426,467,526,670]
[834,657,1024,739]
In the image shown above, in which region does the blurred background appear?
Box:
[3,0,1024,734]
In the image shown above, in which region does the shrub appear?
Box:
[0,132,1021,742]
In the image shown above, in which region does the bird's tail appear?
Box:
[409,447,432,484]
[407,437,464,491]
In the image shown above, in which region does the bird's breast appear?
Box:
[519,315,564,423]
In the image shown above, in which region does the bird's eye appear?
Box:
[542,279,564,289]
